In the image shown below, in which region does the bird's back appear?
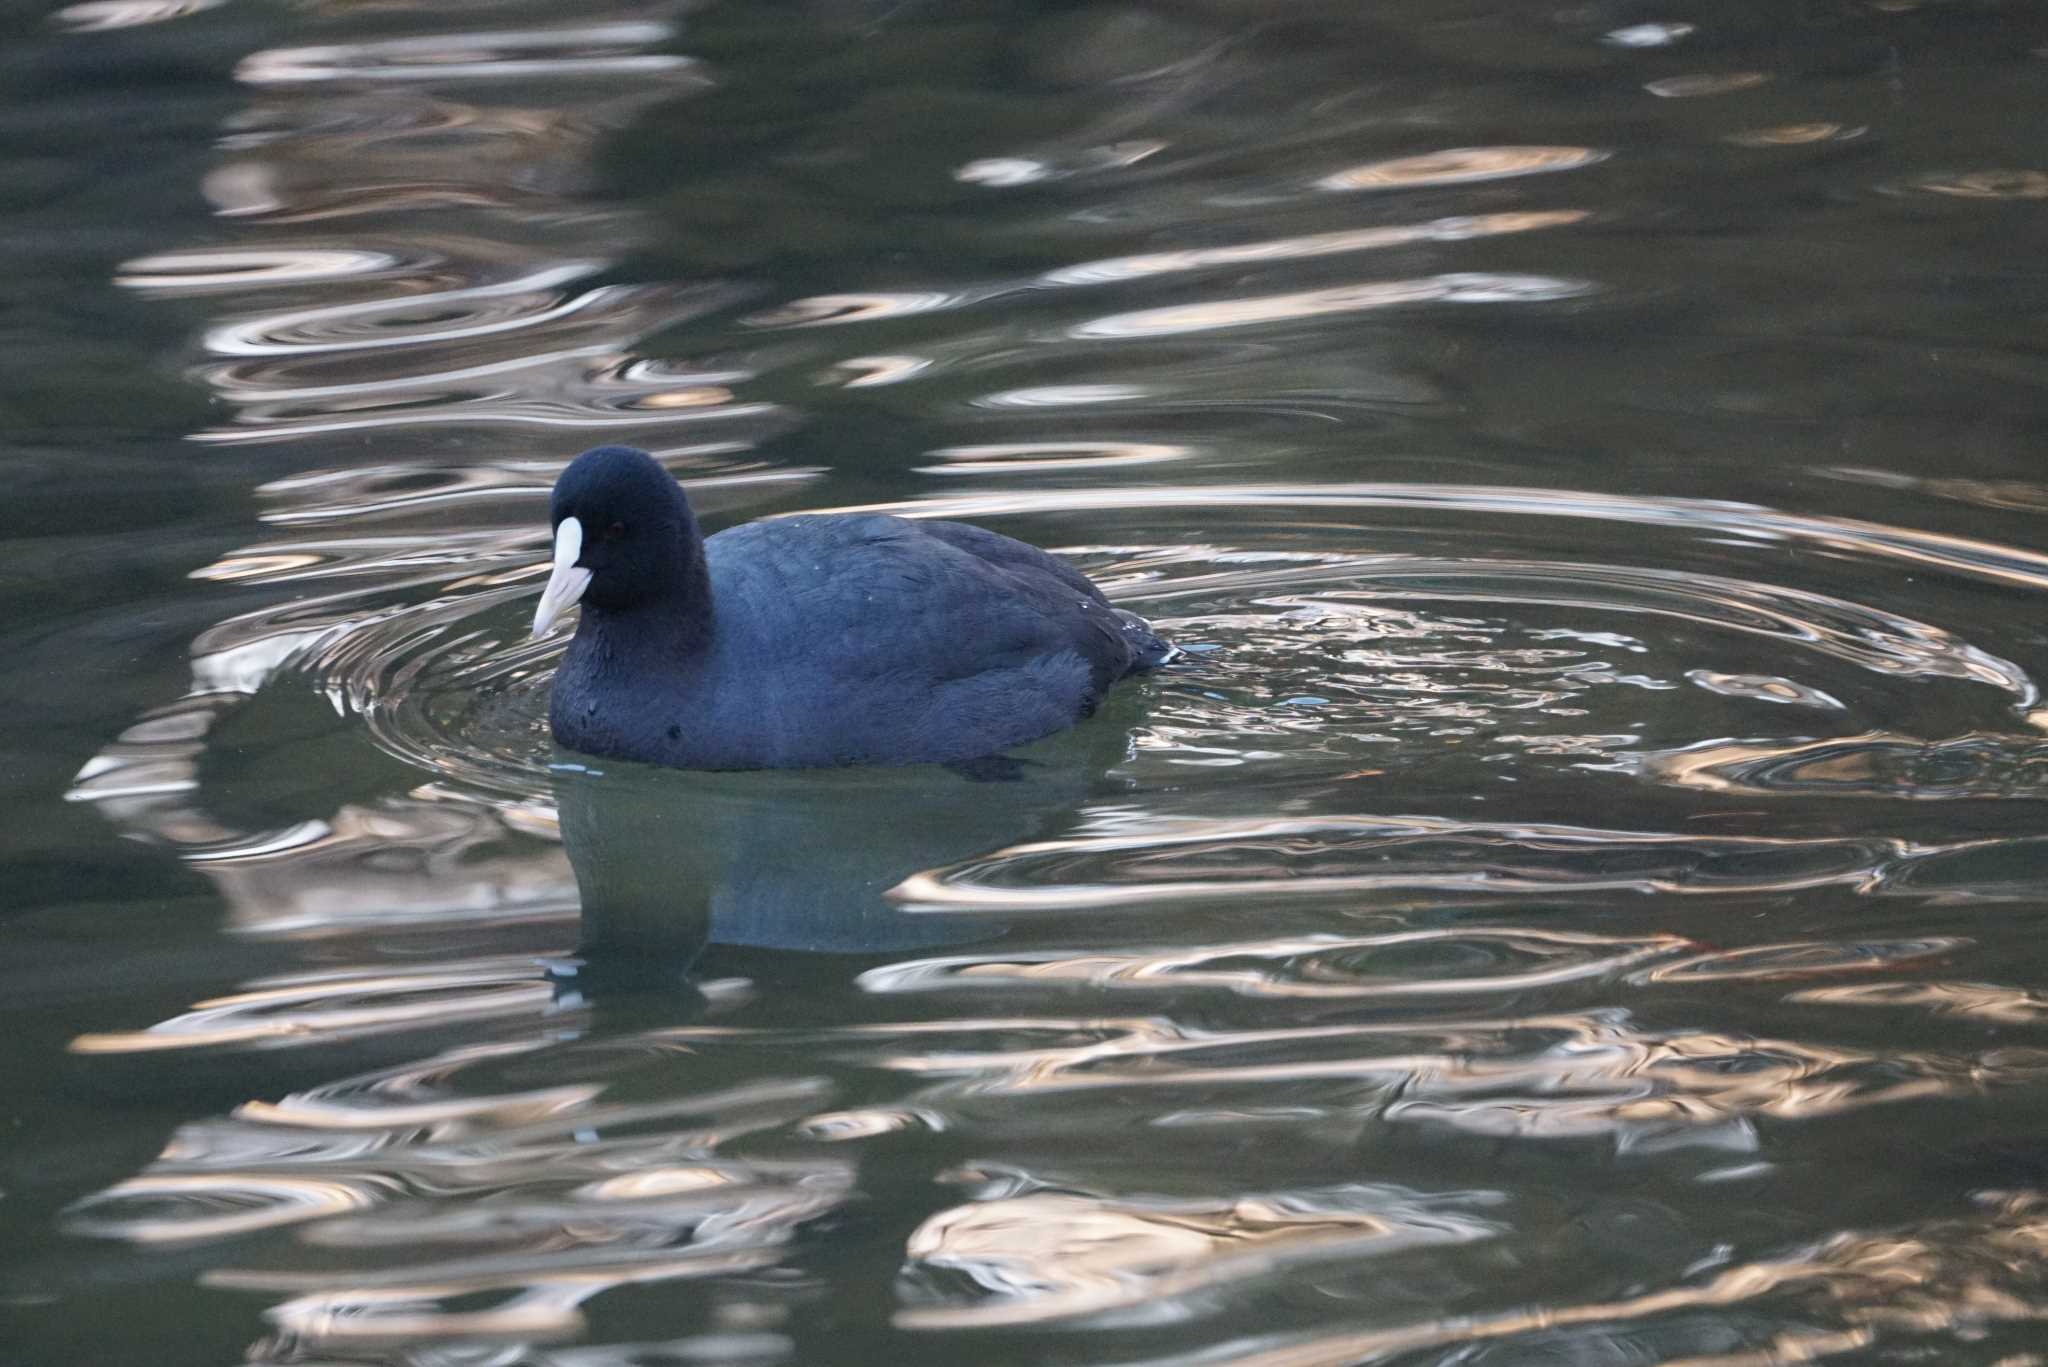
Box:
[681,513,1156,766]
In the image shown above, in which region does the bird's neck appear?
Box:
[575,548,716,667]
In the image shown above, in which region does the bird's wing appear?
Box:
[705,514,1131,687]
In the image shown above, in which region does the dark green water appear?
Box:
[11,0,2048,1361]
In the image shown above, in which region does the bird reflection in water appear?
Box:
[74,670,1151,1036]
[550,706,1142,990]
[61,670,1151,1360]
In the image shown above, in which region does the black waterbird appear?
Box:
[534,445,1175,769]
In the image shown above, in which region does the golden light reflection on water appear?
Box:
[51,0,221,29]
[1629,731,2048,800]
[815,482,2048,596]
[887,812,2009,914]
[1070,273,1595,339]
[235,25,696,86]
[1914,171,2048,200]
[631,1008,2042,1156]
[70,1063,857,1352]
[42,0,2048,1361]
[1040,210,1590,286]
[824,353,934,387]
[116,246,404,292]
[918,440,1189,476]
[1643,72,1772,98]
[1792,980,2048,1024]
[1079,1193,2048,1359]
[1316,146,1609,191]
[744,291,980,328]
[68,960,559,1053]
[862,927,1692,997]
[899,1184,1502,1328]
[1727,123,1868,147]
[66,1172,381,1243]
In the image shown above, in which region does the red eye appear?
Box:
[604,521,627,542]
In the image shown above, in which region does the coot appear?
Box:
[532,446,1175,769]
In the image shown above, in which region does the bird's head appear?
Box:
[533,445,698,638]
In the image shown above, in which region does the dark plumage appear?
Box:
[533,446,1175,770]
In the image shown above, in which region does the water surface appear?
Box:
[12,0,2048,1362]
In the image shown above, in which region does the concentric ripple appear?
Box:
[70,482,2048,839]
[46,4,2048,1362]
[885,814,1988,915]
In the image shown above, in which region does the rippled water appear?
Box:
[14,0,2048,1361]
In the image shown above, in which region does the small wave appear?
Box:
[1903,170,2048,201]
[117,246,407,293]
[1643,72,1771,98]
[647,1008,2040,1154]
[1040,211,1589,287]
[1079,1191,2048,1359]
[1727,122,1867,147]
[888,813,1936,914]
[1626,730,2048,800]
[69,957,558,1054]
[237,25,695,86]
[918,441,1190,475]
[899,1179,1502,1328]
[1316,146,1609,191]
[1071,273,1596,339]
[743,291,987,329]
[815,482,2048,597]
[861,926,1690,996]
[52,0,222,30]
